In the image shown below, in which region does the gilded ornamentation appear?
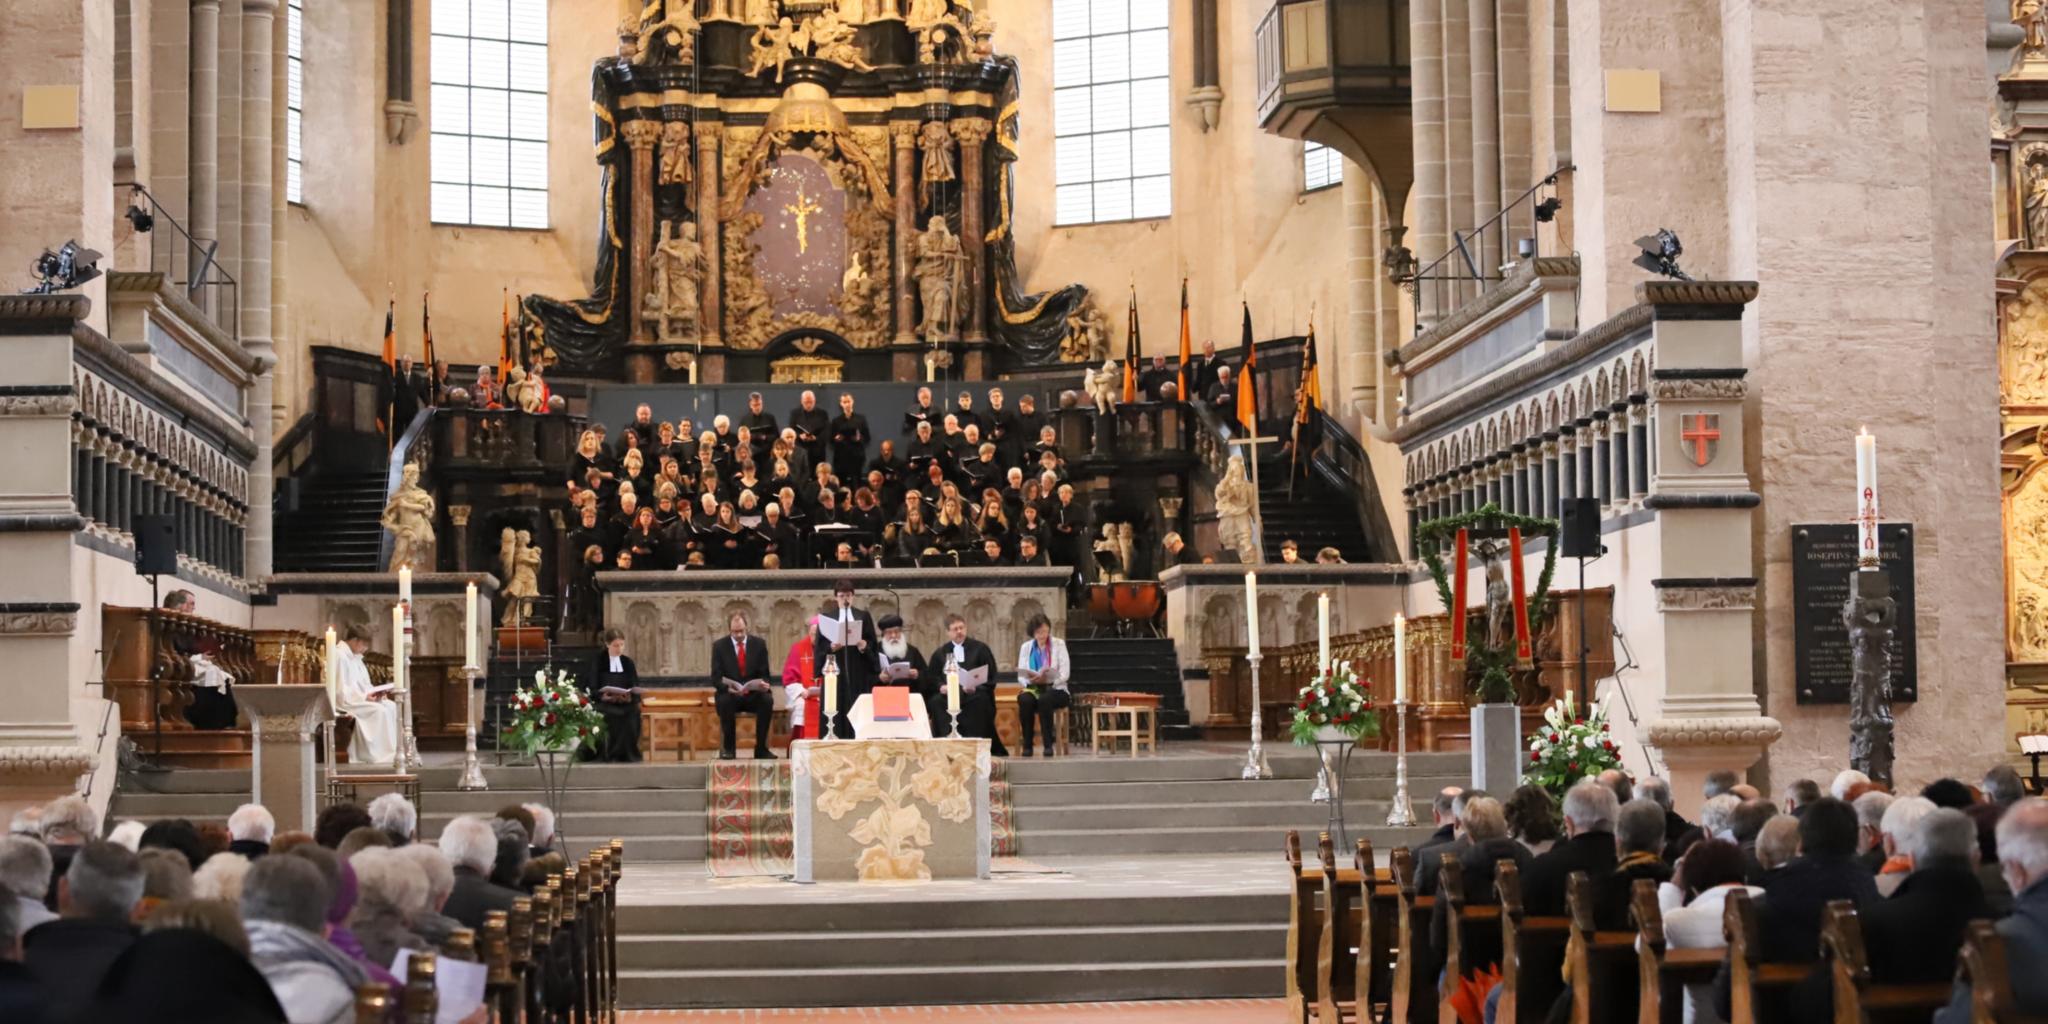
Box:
[2010,467,2048,660]
[1061,301,1110,362]
[632,0,698,65]
[721,210,775,348]
[2017,0,2048,69]
[621,119,662,151]
[806,739,978,881]
[2005,277,2048,407]
[808,8,873,71]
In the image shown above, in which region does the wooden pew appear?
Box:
[1355,840,1398,1024]
[1723,888,1814,1024]
[608,838,624,1022]
[1958,919,2043,1024]
[1314,833,1365,1021]
[403,948,438,1022]
[1390,847,1439,1024]
[1438,854,1508,1024]
[1497,859,1571,1024]
[354,982,396,1023]
[1564,871,1637,1024]
[1630,878,1720,1024]
[1285,830,1316,1023]
[1818,900,1953,1024]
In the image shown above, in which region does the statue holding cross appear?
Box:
[1225,431,1282,562]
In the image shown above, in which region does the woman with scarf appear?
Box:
[1013,613,1071,757]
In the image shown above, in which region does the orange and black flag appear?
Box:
[1122,288,1141,403]
[499,289,515,384]
[421,291,435,370]
[1296,318,1321,423]
[1236,302,1258,434]
[379,297,396,440]
[1176,278,1191,399]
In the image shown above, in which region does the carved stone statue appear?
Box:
[2028,164,2048,250]
[1093,523,1125,583]
[647,220,708,343]
[499,527,542,627]
[918,121,955,208]
[837,0,869,22]
[504,366,543,412]
[809,8,874,70]
[380,463,437,572]
[658,121,692,188]
[747,16,803,78]
[1114,522,1135,582]
[2019,0,2048,62]
[744,0,779,25]
[1063,301,1110,362]
[1480,539,1512,652]
[1214,455,1257,561]
[1084,360,1120,416]
[906,0,949,28]
[839,251,882,319]
[1842,576,1898,785]
[912,215,964,343]
[968,10,996,59]
[634,0,698,64]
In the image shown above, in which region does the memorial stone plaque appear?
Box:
[1791,523,1916,705]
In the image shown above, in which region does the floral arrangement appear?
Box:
[1289,661,1383,746]
[1522,692,1621,797]
[500,666,605,756]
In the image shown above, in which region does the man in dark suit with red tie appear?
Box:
[709,611,776,760]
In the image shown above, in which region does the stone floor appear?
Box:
[613,854,1294,907]
[619,999,1289,1021]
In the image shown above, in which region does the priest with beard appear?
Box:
[812,578,880,738]
[929,613,1005,755]
[873,614,931,723]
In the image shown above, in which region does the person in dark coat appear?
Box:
[1427,796,1531,980]
[985,387,1021,468]
[82,926,286,1024]
[927,612,1004,756]
[1517,782,1622,1020]
[1859,808,1988,985]
[22,842,141,1023]
[789,390,830,470]
[902,386,937,439]
[439,817,521,931]
[1711,798,1879,1024]
[1937,797,2048,1024]
[829,393,870,486]
[813,579,880,739]
[739,392,778,462]
[709,611,776,760]
[583,629,642,763]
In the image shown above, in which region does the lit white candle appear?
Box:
[1393,613,1407,704]
[324,626,338,703]
[823,657,840,719]
[1317,592,1331,674]
[1244,572,1261,656]
[464,582,479,669]
[399,564,413,605]
[946,662,961,715]
[391,603,407,694]
[1855,427,1879,570]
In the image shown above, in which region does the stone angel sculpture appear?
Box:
[380,462,437,572]
[1092,523,1126,583]
[634,0,699,65]
[498,527,543,627]
[809,8,875,71]
[1063,302,1110,362]
[746,16,802,78]
[1084,360,1120,416]
[1213,454,1257,561]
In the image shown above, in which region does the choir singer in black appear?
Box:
[930,613,1005,756]
[709,611,776,760]
[813,578,879,738]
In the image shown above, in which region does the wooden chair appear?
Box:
[1818,900,1953,1024]
[1497,860,1571,1024]
[1630,878,1720,1024]
[1564,871,1637,1024]
[1355,840,1398,1024]
[1723,888,1814,1024]
[1438,855,1505,1024]
[1313,833,1365,1021]
[1390,847,1439,1024]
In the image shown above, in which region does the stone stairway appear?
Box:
[1064,637,1191,733]
[273,469,389,573]
[1255,455,1375,564]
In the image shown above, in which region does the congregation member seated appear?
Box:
[1427,795,1527,971]
[241,854,364,1024]
[783,614,825,742]
[1710,797,1878,1024]
[584,629,643,763]
[710,611,776,760]
[22,841,143,1019]
[0,836,56,935]
[439,816,521,930]
[1657,839,1758,1024]
[928,613,1004,756]
[1938,797,2048,1022]
[1013,613,1069,757]
[227,804,274,860]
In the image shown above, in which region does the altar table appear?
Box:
[790,738,992,883]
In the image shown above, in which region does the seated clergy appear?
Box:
[782,613,824,743]
[875,614,929,708]
[928,613,1004,756]
[333,625,400,765]
[709,611,775,760]
[583,629,643,763]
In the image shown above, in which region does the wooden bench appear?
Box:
[1723,888,1815,1024]
[1313,833,1365,1021]
[1819,900,1955,1024]
[1498,860,1571,1024]
[638,690,790,760]
[1355,840,1398,1024]
[1564,871,1638,1024]
[1390,847,1439,1024]
[1285,830,1318,1022]
[1438,855,1506,1024]
[1630,878,1721,1024]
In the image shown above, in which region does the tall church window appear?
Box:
[429,0,549,228]
[1052,0,1170,225]
[1304,142,1344,192]
[286,0,304,204]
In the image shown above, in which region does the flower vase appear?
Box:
[534,746,574,845]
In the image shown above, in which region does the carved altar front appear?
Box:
[524,0,1091,384]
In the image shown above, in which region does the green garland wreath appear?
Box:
[1414,503,1561,704]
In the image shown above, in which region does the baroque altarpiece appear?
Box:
[522,0,1098,385]
[1999,28,2048,748]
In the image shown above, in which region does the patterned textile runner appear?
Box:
[707,758,1017,877]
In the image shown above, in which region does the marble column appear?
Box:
[891,123,919,349]
[952,118,991,344]
[1410,0,1446,322]
[1629,396,1649,500]
[234,685,331,833]
[623,120,661,346]
[693,122,724,348]
[190,0,222,309]
[240,0,278,580]
[447,504,471,572]
[1542,435,1559,518]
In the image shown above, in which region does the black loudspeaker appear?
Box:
[1559,498,1603,558]
[133,514,178,576]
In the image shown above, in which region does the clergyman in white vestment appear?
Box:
[335,626,400,764]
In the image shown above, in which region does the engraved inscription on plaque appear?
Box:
[1791,523,1917,705]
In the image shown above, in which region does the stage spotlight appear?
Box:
[1517,237,1537,259]
[24,240,105,295]
[1533,197,1562,223]
[1631,228,1692,281]
[125,195,154,233]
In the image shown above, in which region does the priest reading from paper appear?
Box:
[711,610,776,760]
[930,612,1002,755]
[333,624,400,764]
[813,578,879,739]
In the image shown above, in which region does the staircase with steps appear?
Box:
[1254,456,1375,564]
[1063,637,1191,734]
[274,470,390,573]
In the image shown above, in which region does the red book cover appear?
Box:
[872,686,912,721]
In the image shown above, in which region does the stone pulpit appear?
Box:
[790,737,992,882]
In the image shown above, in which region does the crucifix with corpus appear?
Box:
[783,185,823,255]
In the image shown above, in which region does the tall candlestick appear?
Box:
[1317,592,1331,674]
[391,603,407,694]
[1393,613,1407,704]
[946,663,961,715]
[823,658,840,723]
[1244,572,1261,655]
[324,626,338,703]
[399,564,413,605]
[1855,427,1880,571]
[464,582,479,669]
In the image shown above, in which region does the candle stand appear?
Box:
[1241,652,1273,780]
[458,664,489,791]
[1385,699,1416,826]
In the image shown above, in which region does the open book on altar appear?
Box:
[818,616,862,647]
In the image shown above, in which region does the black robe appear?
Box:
[902,403,937,438]
[790,405,830,465]
[583,653,641,762]
[812,605,880,737]
[928,638,1004,754]
[829,413,870,483]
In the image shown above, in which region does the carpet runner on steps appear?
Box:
[706,759,1018,877]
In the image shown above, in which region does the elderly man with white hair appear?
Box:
[393,843,463,947]
[35,795,98,905]
[22,841,144,1019]
[1876,795,1936,897]
[1523,780,1619,917]
[1824,807,1987,1014]
[368,793,417,846]
[0,836,55,933]
[438,815,521,930]
[1852,789,1894,873]
[346,847,430,969]
[1936,798,2048,1023]
[227,803,275,859]
[1830,769,1870,801]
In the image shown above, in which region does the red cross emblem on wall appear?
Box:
[1680,414,1720,467]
